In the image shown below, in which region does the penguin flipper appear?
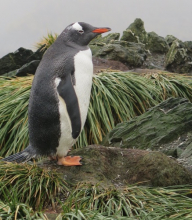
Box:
[57,75,81,139]
[2,145,36,163]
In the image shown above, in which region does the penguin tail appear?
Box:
[2,145,36,163]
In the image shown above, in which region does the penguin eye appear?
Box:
[78,30,84,34]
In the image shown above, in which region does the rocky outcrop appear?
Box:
[40,145,192,187]
[121,18,169,54]
[90,33,120,45]
[165,35,180,46]
[0,47,33,75]
[3,60,40,77]
[90,33,120,55]
[90,18,192,73]
[90,18,169,69]
[1,19,192,75]
[93,41,147,67]
[146,32,169,53]
[102,98,192,174]
[121,18,148,43]
[0,46,45,76]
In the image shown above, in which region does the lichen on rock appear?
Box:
[165,40,192,73]
[121,18,148,43]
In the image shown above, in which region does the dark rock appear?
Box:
[0,47,33,75]
[26,44,46,62]
[16,60,40,76]
[3,60,40,77]
[40,145,192,187]
[102,97,192,158]
[146,32,169,53]
[0,46,45,76]
[165,40,192,73]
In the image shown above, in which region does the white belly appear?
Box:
[56,48,93,157]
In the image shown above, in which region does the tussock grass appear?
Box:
[143,72,192,101]
[60,183,192,219]
[0,72,192,157]
[35,32,58,51]
[0,162,68,210]
[0,199,46,220]
[0,178,192,218]
[0,76,31,157]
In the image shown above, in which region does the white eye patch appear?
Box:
[72,22,83,31]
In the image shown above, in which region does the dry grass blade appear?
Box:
[34,32,58,51]
[142,72,192,101]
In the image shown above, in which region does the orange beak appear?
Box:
[92,28,111,33]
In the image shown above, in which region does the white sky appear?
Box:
[0,0,192,57]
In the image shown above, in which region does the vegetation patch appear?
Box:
[0,164,192,218]
[0,199,46,220]
[0,162,68,210]
[0,72,192,157]
[35,32,58,51]
[59,183,192,219]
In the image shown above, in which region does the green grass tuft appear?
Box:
[0,76,31,156]
[0,199,46,220]
[59,183,192,219]
[0,162,68,210]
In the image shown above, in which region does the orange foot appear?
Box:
[57,156,82,166]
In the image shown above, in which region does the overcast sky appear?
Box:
[0,0,192,57]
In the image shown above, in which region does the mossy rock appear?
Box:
[91,33,120,45]
[40,145,192,187]
[102,98,192,156]
[184,41,192,56]
[94,42,146,67]
[89,33,120,56]
[165,35,180,46]
[165,40,192,73]
[121,18,148,43]
[146,32,169,53]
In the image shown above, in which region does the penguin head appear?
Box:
[63,22,111,46]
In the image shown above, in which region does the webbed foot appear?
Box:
[57,156,82,166]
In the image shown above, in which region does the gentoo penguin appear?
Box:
[3,22,111,166]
